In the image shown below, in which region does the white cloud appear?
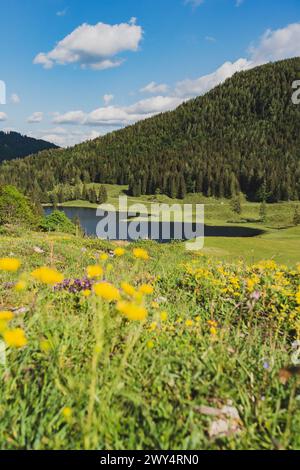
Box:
[175,23,300,99]
[103,94,114,105]
[0,112,8,121]
[184,0,204,8]
[249,22,300,64]
[27,112,44,123]
[53,110,86,124]
[53,95,183,128]
[140,81,169,94]
[33,20,143,70]
[205,36,216,43]
[29,127,102,147]
[56,8,68,17]
[175,58,252,98]
[10,93,20,104]
[126,96,182,115]
[36,21,300,146]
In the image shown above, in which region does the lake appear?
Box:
[44,206,264,241]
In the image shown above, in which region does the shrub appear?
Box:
[39,210,76,234]
[0,185,38,228]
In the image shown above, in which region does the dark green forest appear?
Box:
[0,131,58,163]
[1,58,300,202]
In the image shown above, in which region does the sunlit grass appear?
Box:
[0,231,299,449]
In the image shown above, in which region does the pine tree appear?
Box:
[98,185,108,204]
[230,194,242,215]
[259,200,267,222]
[82,184,88,201]
[178,175,187,199]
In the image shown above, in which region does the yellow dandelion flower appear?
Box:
[62,407,73,419]
[185,319,194,327]
[139,284,154,295]
[133,248,149,261]
[3,328,27,348]
[121,282,136,297]
[195,316,201,323]
[296,290,300,305]
[0,320,9,333]
[82,289,91,298]
[31,267,64,285]
[149,321,157,331]
[0,258,21,272]
[86,265,103,279]
[133,291,143,303]
[0,311,14,321]
[114,247,125,257]
[117,301,148,321]
[151,301,159,309]
[106,263,113,273]
[94,282,120,302]
[40,339,52,353]
[147,340,155,349]
[210,327,217,336]
[15,280,27,291]
[100,253,109,261]
[160,311,168,322]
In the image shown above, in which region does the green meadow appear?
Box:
[0,220,299,449]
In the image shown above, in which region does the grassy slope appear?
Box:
[0,230,300,450]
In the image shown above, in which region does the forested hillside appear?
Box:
[0,131,58,163]
[1,58,300,202]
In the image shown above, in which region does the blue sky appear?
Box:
[0,0,299,146]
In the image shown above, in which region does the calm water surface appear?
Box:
[44,206,264,241]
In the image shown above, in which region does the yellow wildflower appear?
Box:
[160,311,168,322]
[15,280,27,291]
[151,301,159,309]
[31,267,64,285]
[139,284,154,295]
[0,258,21,272]
[121,282,136,297]
[86,265,103,279]
[296,290,300,305]
[147,340,155,349]
[114,247,125,257]
[62,407,73,419]
[208,320,218,336]
[195,316,201,323]
[0,311,14,321]
[117,301,148,321]
[149,321,157,331]
[94,282,120,302]
[100,253,109,261]
[185,319,194,327]
[133,248,149,261]
[82,289,91,298]
[0,320,8,333]
[106,263,113,273]
[40,339,52,353]
[3,328,27,348]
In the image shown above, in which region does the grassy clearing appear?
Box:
[0,230,300,450]
[54,184,300,228]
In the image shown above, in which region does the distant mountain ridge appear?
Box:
[0,58,300,202]
[0,131,58,163]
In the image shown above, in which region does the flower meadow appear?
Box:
[0,232,300,450]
